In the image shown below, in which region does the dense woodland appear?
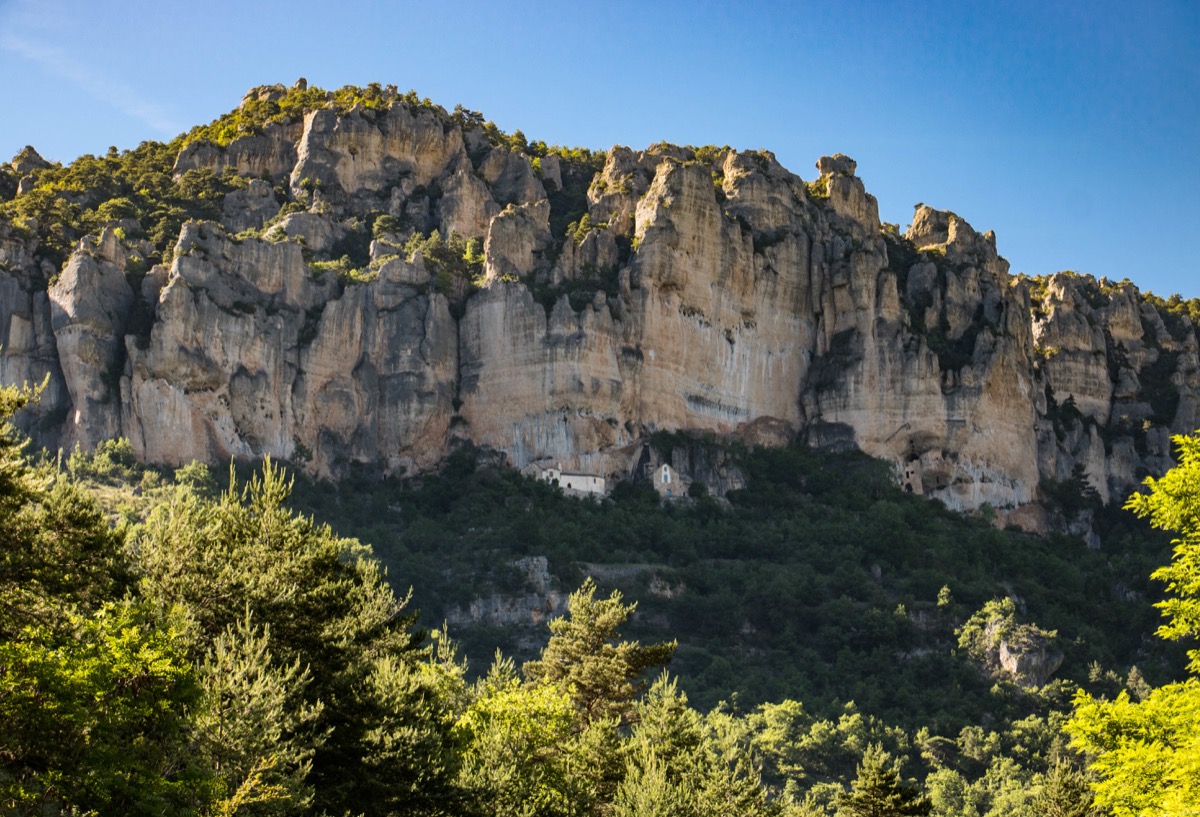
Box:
[2,376,1198,816]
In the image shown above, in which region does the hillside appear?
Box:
[20,411,1191,817]
[3,81,1199,527]
[3,80,1200,816]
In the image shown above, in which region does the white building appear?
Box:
[653,463,690,499]
[538,465,606,497]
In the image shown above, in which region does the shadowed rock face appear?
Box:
[4,95,1198,516]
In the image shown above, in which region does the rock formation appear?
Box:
[3,84,1198,523]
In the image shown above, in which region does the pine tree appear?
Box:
[193,614,322,815]
[454,667,578,817]
[522,578,675,724]
[0,382,125,639]
[834,744,931,817]
[616,675,768,817]
[1032,761,1100,817]
[134,459,468,817]
[1,386,203,815]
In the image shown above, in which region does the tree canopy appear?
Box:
[1066,431,1200,815]
[4,385,1194,815]
[522,578,676,724]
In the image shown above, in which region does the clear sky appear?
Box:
[1,0,1197,296]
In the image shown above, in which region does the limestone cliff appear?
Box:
[2,83,1197,521]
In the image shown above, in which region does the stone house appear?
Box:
[533,464,606,497]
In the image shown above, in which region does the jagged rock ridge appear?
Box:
[2,82,1197,522]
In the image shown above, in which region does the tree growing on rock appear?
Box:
[956,597,1062,687]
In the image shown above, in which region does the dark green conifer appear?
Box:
[523,578,675,724]
[834,744,931,817]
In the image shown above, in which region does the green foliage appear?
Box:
[956,599,1058,681]
[523,578,676,724]
[1039,463,1101,518]
[372,213,402,240]
[284,441,1178,727]
[1143,290,1200,341]
[547,147,607,240]
[0,81,465,280]
[132,459,466,816]
[192,614,322,815]
[1029,760,1101,817]
[0,601,206,816]
[0,428,128,638]
[617,675,768,817]
[1068,679,1200,815]
[67,436,140,482]
[454,670,579,816]
[1066,431,1200,815]
[456,596,759,816]
[833,744,931,817]
[1,376,1191,815]
[0,140,244,270]
[452,591,754,816]
[0,390,207,815]
[571,212,596,246]
[183,85,329,147]
[403,229,485,303]
[1125,431,1200,669]
[1042,389,1087,445]
[805,176,831,200]
[308,254,375,285]
[174,461,218,497]
[182,82,441,151]
[350,645,468,816]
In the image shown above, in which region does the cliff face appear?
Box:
[3,85,1197,516]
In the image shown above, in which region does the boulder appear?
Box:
[999,638,1064,688]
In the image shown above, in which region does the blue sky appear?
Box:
[2,0,1197,296]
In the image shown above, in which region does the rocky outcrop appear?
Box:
[1028,273,1195,505]
[221,179,280,234]
[121,221,457,476]
[445,556,568,628]
[483,201,551,282]
[48,229,135,449]
[175,122,303,181]
[4,88,1200,522]
[290,105,471,215]
[998,637,1064,688]
[0,219,67,436]
[11,146,51,177]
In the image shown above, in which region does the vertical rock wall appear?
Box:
[3,92,1198,516]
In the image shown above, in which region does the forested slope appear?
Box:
[4,379,1194,815]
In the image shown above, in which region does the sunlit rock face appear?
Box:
[120,221,458,478]
[5,93,1198,517]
